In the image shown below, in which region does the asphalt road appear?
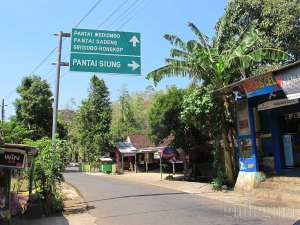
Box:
[64,172,296,225]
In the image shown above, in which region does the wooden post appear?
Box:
[172,161,175,176]
[145,153,148,173]
[121,154,124,173]
[160,154,162,181]
[135,153,137,173]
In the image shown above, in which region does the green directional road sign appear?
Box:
[70,28,141,75]
[70,53,141,75]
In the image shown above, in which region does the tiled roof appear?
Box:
[127,134,174,149]
[127,134,155,149]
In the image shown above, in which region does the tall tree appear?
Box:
[216,0,300,61]
[15,75,53,139]
[147,23,288,183]
[76,75,112,164]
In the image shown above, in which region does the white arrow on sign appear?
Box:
[129,36,140,47]
[128,61,140,71]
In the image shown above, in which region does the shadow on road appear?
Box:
[83,192,188,204]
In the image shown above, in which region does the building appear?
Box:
[217,60,300,190]
[115,134,179,173]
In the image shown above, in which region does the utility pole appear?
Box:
[52,31,70,146]
[1,99,7,125]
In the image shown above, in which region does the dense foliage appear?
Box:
[0,118,33,143]
[216,0,300,61]
[70,75,112,164]
[111,85,155,141]
[147,22,288,183]
[15,76,53,139]
[24,137,69,214]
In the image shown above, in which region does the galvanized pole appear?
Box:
[1,98,4,125]
[51,31,70,146]
[52,31,63,145]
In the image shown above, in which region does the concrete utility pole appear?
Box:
[1,99,7,125]
[52,31,70,146]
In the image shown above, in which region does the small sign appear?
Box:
[257,98,298,111]
[237,100,251,136]
[239,156,257,172]
[242,74,280,98]
[70,28,141,75]
[275,66,300,100]
[0,150,26,169]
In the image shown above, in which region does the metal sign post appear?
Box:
[52,31,70,146]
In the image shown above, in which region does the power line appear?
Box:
[59,0,150,82]
[106,0,141,29]
[29,47,57,75]
[74,0,105,28]
[115,0,151,30]
[96,0,130,29]
[4,0,105,101]
[50,0,136,82]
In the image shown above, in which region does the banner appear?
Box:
[241,74,280,98]
[237,100,251,136]
[275,66,300,100]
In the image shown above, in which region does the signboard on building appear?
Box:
[0,149,26,169]
[239,156,257,172]
[257,98,299,111]
[274,66,300,100]
[241,74,280,98]
[237,100,251,136]
[70,28,141,75]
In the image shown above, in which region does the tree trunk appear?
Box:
[222,126,235,184]
[221,97,235,184]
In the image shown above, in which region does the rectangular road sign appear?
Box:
[70,28,141,75]
[70,53,141,75]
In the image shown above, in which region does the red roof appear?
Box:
[127,134,173,149]
[127,134,155,149]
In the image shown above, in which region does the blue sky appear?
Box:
[0,0,227,118]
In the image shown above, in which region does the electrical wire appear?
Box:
[96,0,130,29]
[4,0,105,100]
[106,0,141,29]
[115,0,151,30]
[74,0,104,28]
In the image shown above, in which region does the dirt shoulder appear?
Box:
[61,182,97,225]
[12,182,96,225]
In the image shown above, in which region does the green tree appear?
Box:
[147,22,287,183]
[111,86,151,140]
[216,0,300,60]
[15,75,53,139]
[76,75,112,165]
[0,118,33,143]
[148,86,185,146]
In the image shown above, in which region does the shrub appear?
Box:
[211,171,227,191]
[23,137,66,215]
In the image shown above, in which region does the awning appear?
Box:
[213,60,300,98]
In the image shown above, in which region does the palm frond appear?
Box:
[188,22,209,47]
[164,34,187,50]
[248,48,289,62]
[170,48,190,59]
[188,22,213,62]
[146,65,190,85]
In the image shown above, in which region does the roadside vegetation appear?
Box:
[0,2,299,218]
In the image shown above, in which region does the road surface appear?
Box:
[64,172,295,225]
